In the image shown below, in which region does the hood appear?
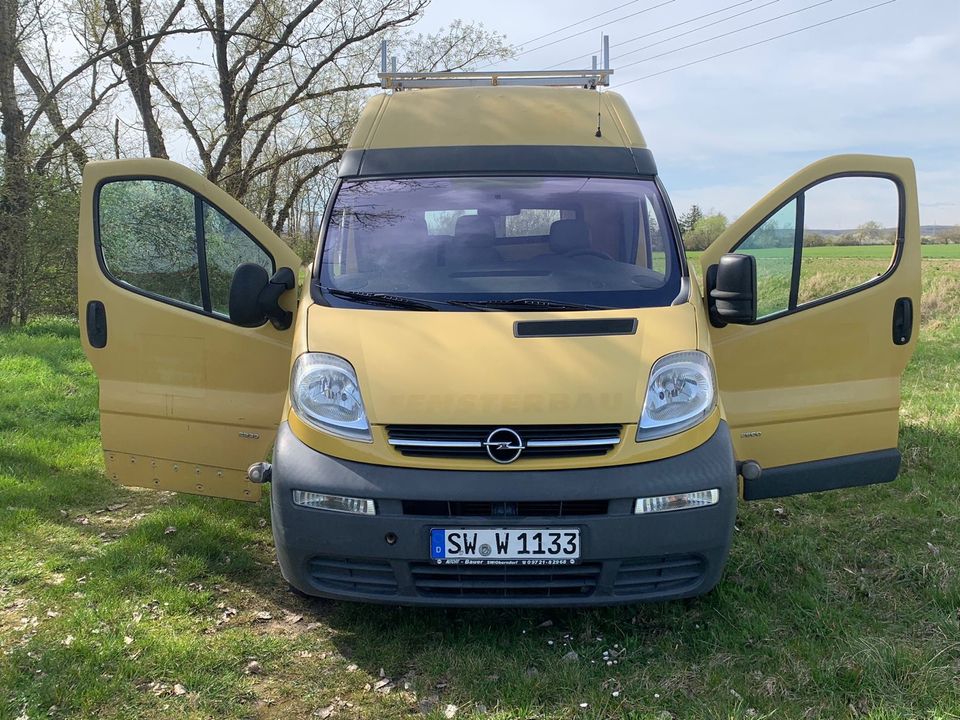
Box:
[306,303,699,426]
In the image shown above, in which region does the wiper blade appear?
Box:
[447,297,610,311]
[324,288,440,311]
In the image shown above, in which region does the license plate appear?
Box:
[430,528,580,565]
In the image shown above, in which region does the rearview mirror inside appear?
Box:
[708,253,757,326]
[229,264,296,330]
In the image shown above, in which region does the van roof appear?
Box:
[338,87,656,180]
[351,87,646,150]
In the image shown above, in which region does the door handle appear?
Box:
[892,297,913,346]
[86,300,107,348]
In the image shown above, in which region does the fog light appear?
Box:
[634,489,719,514]
[292,490,376,515]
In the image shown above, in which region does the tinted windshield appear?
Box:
[318,176,682,309]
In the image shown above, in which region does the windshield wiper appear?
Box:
[447,297,611,312]
[324,288,440,311]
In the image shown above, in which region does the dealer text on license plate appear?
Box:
[430,528,580,565]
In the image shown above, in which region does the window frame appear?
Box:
[729,172,906,324]
[94,176,276,326]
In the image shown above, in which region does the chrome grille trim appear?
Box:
[387,438,483,448]
[526,437,620,448]
[385,424,623,461]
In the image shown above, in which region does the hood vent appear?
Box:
[514,318,638,338]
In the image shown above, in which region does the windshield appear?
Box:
[318,176,683,310]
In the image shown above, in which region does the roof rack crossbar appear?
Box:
[378,69,613,91]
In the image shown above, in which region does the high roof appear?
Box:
[348,86,647,151]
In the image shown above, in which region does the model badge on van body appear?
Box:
[483,428,525,464]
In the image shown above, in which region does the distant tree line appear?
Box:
[677,204,960,252]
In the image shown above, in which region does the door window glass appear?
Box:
[203,202,273,316]
[97,178,276,321]
[733,199,797,318]
[799,177,899,305]
[98,180,201,308]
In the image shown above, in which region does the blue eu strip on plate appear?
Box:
[430,528,445,559]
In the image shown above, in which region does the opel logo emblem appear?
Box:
[483,427,525,464]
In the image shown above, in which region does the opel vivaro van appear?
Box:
[79,69,919,606]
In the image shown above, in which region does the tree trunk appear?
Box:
[104,0,168,158]
[0,0,31,326]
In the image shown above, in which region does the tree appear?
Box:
[0,0,512,324]
[683,212,728,251]
[100,0,511,226]
[678,204,703,236]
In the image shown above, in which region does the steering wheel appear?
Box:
[566,249,614,260]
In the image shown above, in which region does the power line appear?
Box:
[618,0,835,70]
[518,0,649,48]
[548,0,776,69]
[511,0,676,61]
[614,0,788,63]
[617,0,897,87]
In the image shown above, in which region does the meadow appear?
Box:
[1,250,959,719]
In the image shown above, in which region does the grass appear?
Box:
[2,258,960,719]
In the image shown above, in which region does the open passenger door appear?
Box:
[79,159,301,501]
[701,155,920,500]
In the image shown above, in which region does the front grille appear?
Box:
[307,557,398,596]
[410,562,601,599]
[401,499,609,517]
[612,555,705,597]
[386,424,623,460]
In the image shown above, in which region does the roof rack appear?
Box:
[378,36,612,91]
[379,69,612,91]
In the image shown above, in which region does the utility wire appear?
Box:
[549,0,775,69]
[614,0,789,63]
[617,0,897,86]
[617,0,834,70]
[506,0,676,61]
[518,0,649,47]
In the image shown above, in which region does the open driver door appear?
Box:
[79,159,301,501]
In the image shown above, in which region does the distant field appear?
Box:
[686,243,960,261]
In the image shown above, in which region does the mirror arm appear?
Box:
[259,267,296,330]
[705,263,727,328]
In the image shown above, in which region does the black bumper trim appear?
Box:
[742,448,901,500]
[271,420,737,606]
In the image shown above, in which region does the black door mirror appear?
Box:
[229,264,296,329]
[708,253,757,326]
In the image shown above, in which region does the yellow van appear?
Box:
[78,69,919,606]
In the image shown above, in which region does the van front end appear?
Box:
[271,416,737,606]
[268,87,741,606]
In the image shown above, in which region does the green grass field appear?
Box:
[1,257,959,719]
[685,243,960,261]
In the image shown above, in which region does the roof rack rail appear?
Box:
[378,69,612,91]
[378,36,613,91]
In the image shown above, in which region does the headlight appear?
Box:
[290,353,371,442]
[637,351,717,441]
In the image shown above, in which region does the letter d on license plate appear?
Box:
[430,528,580,565]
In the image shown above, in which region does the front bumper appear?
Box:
[271,421,738,607]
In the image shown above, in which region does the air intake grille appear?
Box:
[401,499,608,517]
[410,562,601,599]
[612,555,705,597]
[307,557,398,596]
[386,424,622,460]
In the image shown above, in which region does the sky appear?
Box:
[416,0,960,226]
